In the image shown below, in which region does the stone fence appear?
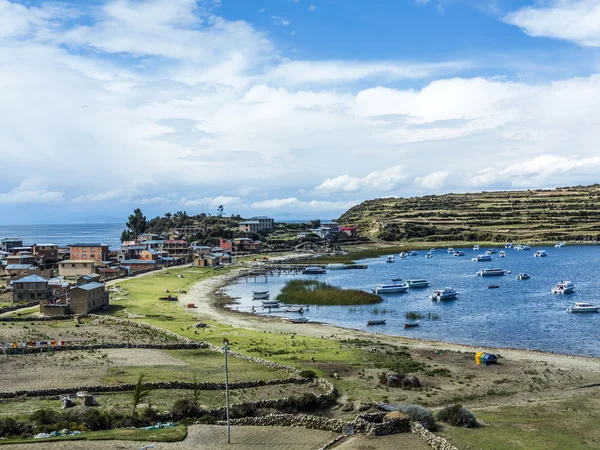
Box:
[3,342,210,355]
[410,422,460,450]
[0,301,39,315]
[0,378,309,399]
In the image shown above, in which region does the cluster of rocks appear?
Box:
[410,422,460,450]
[379,372,421,388]
[0,301,39,315]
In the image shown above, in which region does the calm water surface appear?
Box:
[0,224,124,249]
[225,246,600,357]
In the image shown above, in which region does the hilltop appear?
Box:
[337,184,600,243]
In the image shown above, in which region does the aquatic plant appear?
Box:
[276,280,382,306]
[405,311,425,320]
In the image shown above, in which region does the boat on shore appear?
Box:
[403,279,431,288]
[551,280,575,294]
[404,320,420,328]
[283,306,304,313]
[367,319,386,326]
[261,300,280,307]
[252,293,270,299]
[252,290,269,295]
[477,268,507,276]
[288,317,310,323]
[302,266,326,274]
[567,303,599,313]
[472,254,492,262]
[431,288,458,301]
[373,283,409,294]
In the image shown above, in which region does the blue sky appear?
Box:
[2,0,600,224]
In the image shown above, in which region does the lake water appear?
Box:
[0,223,124,250]
[224,246,600,357]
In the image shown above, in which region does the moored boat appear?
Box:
[472,254,492,262]
[473,244,480,251]
[453,251,465,257]
[499,251,506,258]
[516,273,530,280]
[261,300,280,307]
[406,251,418,256]
[284,306,304,313]
[476,268,506,276]
[486,248,497,254]
[551,280,575,294]
[431,288,458,301]
[488,284,500,289]
[567,303,599,313]
[403,279,431,288]
[534,250,548,258]
[555,241,566,248]
[367,319,386,325]
[386,255,395,263]
[302,266,326,274]
[252,290,269,295]
[326,263,350,270]
[404,320,420,328]
[373,283,409,294]
[288,317,310,323]
[447,247,455,254]
[425,253,433,258]
[505,242,513,248]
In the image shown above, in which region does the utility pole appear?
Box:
[222,338,231,444]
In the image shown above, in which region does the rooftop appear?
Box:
[1,238,22,242]
[5,264,35,270]
[73,282,105,291]
[60,260,96,264]
[239,221,260,225]
[69,243,108,248]
[121,259,156,264]
[14,274,48,283]
[249,216,273,220]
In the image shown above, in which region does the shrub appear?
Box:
[172,397,203,420]
[299,369,317,379]
[0,417,31,438]
[398,404,436,431]
[436,404,478,428]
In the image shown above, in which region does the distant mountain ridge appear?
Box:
[336,185,600,243]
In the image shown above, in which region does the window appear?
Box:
[82,247,87,251]
[82,255,87,259]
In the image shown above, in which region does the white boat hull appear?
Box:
[567,307,599,313]
[375,286,409,294]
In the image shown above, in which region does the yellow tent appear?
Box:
[475,351,485,365]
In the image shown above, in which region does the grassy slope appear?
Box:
[337,184,600,242]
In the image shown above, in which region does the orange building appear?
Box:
[68,243,109,262]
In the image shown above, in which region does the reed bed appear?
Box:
[276,280,382,306]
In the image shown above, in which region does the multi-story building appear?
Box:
[238,216,274,232]
[58,260,96,278]
[11,274,49,303]
[117,244,147,262]
[32,243,59,265]
[68,243,109,262]
[6,254,35,266]
[69,282,108,314]
[162,240,191,262]
[219,238,261,253]
[1,238,22,252]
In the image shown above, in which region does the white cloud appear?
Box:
[307,5,317,11]
[315,166,408,194]
[179,196,242,207]
[0,179,64,204]
[251,198,359,211]
[504,0,600,47]
[71,190,129,203]
[271,16,290,26]
[414,171,450,190]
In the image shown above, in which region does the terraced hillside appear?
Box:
[337,185,600,243]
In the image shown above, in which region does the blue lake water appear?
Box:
[0,223,124,250]
[225,246,600,357]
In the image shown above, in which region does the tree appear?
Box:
[121,208,147,242]
[165,212,172,219]
[131,373,152,413]
[309,219,321,229]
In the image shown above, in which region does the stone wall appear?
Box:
[0,301,39,315]
[410,422,460,450]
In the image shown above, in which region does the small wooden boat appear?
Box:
[252,293,270,299]
[288,317,310,323]
[404,320,420,328]
[488,285,500,289]
[367,319,386,326]
[158,295,178,301]
[261,300,280,307]
[252,290,269,295]
[284,306,304,313]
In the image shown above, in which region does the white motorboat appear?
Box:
[425,253,433,258]
[284,306,304,313]
[486,249,497,254]
[399,252,407,259]
[373,283,409,294]
[430,248,435,252]
[534,250,548,258]
[516,273,530,280]
[326,263,349,270]
[505,242,513,248]
[453,251,465,256]
[253,290,269,295]
[473,244,480,251]
[522,245,531,250]
[431,288,458,301]
[551,281,575,294]
[447,247,455,254]
[514,244,523,250]
[499,251,506,258]
[472,254,492,262]
[567,303,599,313]
[555,241,566,248]
[406,251,418,256]
[386,255,395,263]
[476,268,506,276]
[302,266,326,274]
[403,279,431,288]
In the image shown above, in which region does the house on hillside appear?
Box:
[120,259,157,272]
[219,237,261,253]
[340,227,357,237]
[58,260,96,278]
[5,264,38,278]
[239,216,274,232]
[1,238,22,252]
[162,240,191,262]
[68,243,110,262]
[11,274,49,303]
[69,282,109,314]
[32,244,59,266]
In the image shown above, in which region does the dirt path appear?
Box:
[182,268,600,375]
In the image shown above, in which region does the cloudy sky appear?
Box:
[1,0,600,224]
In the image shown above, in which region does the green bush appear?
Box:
[0,417,31,438]
[436,404,478,428]
[398,404,436,430]
[172,397,203,420]
[299,369,317,379]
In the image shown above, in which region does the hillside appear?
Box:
[337,185,600,243]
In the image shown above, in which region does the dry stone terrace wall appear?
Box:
[411,422,460,450]
[0,301,39,315]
